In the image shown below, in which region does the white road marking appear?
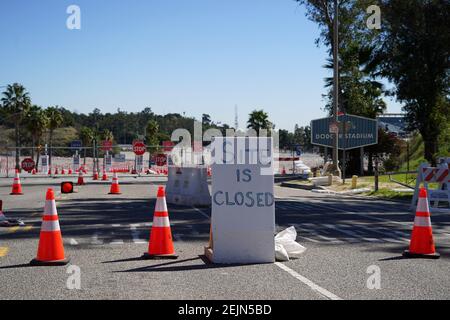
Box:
[275,262,342,300]
[321,224,360,243]
[69,238,79,246]
[295,226,337,243]
[91,233,104,245]
[110,239,124,245]
[193,207,210,220]
[130,225,147,244]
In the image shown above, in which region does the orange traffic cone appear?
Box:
[102,168,108,181]
[403,188,440,259]
[68,168,73,175]
[10,170,23,195]
[77,170,85,186]
[142,186,177,259]
[282,167,286,175]
[30,189,70,266]
[55,167,59,175]
[108,172,121,194]
[93,171,99,181]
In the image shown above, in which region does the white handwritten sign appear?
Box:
[211,137,275,264]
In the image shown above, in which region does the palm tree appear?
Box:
[1,83,31,169]
[79,127,94,165]
[25,105,49,167]
[247,110,272,135]
[45,106,64,166]
[101,129,114,142]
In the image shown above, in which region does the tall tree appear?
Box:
[375,0,450,164]
[146,120,160,165]
[247,110,272,135]
[25,105,49,166]
[101,129,114,142]
[45,106,64,166]
[1,83,31,169]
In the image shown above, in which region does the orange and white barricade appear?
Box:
[411,158,450,212]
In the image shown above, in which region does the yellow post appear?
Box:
[352,175,358,189]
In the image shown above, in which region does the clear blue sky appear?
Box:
[0,0,401,131]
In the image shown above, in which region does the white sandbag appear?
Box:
[275,243,289,261]
[275,226,306,260]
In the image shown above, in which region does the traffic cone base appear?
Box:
[141,252,178,260]
[30,257,70,266]
[402,250,440,259]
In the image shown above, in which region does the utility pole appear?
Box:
[332,0,341,177]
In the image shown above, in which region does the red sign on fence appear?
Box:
[162,141,175,152]
[21,158,35,172]
[102,140,113,151]
[133,141,146,156]
[154,154,167,167]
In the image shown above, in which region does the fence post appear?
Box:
[374,157,379,192]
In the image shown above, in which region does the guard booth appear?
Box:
[206,136,275,264]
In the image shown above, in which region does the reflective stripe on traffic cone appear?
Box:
[30,189,70,266]
[10,170,23,195]
[142,186,177,259]
[403,188,440,259]
[108,172,121,194]
[77,170,85,186]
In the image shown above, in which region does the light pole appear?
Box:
[332,0,342,177]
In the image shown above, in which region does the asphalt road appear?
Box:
[0,176,449,300]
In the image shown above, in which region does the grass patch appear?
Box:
[365,188,413,201]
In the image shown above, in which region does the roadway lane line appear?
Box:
[275,262,342,300]
[91,233,104,245]
[321,224,360,243]
[0,247,9,257]
[193,207,211,220]
[130,226,147,244]
[301,223,344,243]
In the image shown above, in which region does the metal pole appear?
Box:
[360,147,364,176]
[332,0,340,177]
[406,140,410,183]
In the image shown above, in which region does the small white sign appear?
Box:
[211,137,275,264]
[41,155,49,172]
[72,154,80,171]
[105,154,112,171]
[114,154,126,162]
[136,155,144,172]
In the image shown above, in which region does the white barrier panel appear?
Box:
[165,166,211,207]
[210,137,275,264]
